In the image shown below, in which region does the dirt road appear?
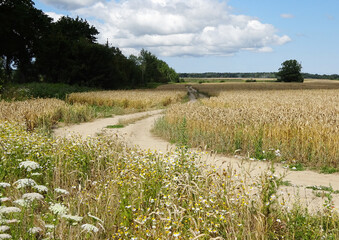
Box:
[54,94,339,213]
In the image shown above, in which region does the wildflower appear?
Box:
[33,185,48,193]
[0,183,10,188]
[13,199,31,207]
[0,226,10,232]
[0,233,12,239]
[0,207,21,214]
[49,203,68,216]
[54,188,69,195]
[275,150,281,157]
[14,178,37,189]
[173,232,181,238]
[28,227,42,234]
[19,161,40,171]
[62,214,83,223]
[0,198,10,203]
[45,224,55,229]
[81,224,99,233]
[22,193,44,201]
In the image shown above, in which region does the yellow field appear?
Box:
[156,89,339,168]
[67,90,186,109]
[0,99,66,130]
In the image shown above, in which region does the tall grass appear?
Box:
[154,89,339,169]
[0,121,338,239]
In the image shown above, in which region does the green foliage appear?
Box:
[277,59,304,82]
[0,82,96,100]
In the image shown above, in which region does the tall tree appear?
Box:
[277,60,304,82]
[0,0,52,81]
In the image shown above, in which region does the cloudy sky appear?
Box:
[33,0,339,74]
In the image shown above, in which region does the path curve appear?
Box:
[54,97,339,213]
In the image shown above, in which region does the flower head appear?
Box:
[54,188,69,195]
[0,233,12,239]
[22,193,44,201]
[0,183,10,188]
[49,203,68,216]
[0,207,21,214]
[14,179,37,189]
[19,161,40,171]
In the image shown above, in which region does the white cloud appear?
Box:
[45,12,63,22]
[40,0,103,10]
[280,13,295,19]
[70,0,291,57]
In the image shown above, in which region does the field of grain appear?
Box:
[155,89,339,169]
[67,90,186,109]
[191,80,339,96]
[1,121,338,239]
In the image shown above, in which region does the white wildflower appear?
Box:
[44,224,55,229]
[22,193,44,201]
[0,207,21,214]
[4,219,19,224]
[81,224,99,233]
[13,199,31,207]
[0,198,10,203]
[31,173,42,176]
[19,161,40,171]
[54,188,69,195]
[33,185,48,193]
[62,214,83,222]
[173,232,181,238]
[49,203,68,216]
[28,227,42,234]
[0,233,12,239]
[0,183,10,188]
[275,149,281,157]
[0,226,10,232]
[14,178,37,189]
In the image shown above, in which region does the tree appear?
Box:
[0,0,52,82]
[277,60,304,82]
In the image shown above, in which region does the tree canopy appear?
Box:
[0,0,178,90]
[277,60,304,83]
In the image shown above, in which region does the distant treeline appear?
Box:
[179,72,339,80]
[0,0,179,91]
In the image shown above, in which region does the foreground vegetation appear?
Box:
[1,121,338,239]
[154,89,339,170]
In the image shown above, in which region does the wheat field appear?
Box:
[67,90,186,109]
[155,89,339,168]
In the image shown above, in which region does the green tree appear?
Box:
[0,0,52,82]
[277,59,304,82]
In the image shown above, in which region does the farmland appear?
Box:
[0,81,339,239]
[154,88,339,170]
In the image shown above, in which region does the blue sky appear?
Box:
[33,0,339,74]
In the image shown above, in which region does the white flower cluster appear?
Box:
[19,161,40,171]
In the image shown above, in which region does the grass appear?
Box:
[106,124,124,129]
[0,121,338,239]
[153,89,339,170]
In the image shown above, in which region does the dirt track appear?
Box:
[54,94,339,213]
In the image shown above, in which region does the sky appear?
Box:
[32,0,339,74]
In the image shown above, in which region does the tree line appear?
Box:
[0,0,179,90]
[179,72,339,80]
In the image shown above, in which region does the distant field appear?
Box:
[181,77,276,83]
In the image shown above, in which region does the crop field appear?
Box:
[1,121,338,239]
[154,89,339,170]
[190,80,339,96]
[67,90,186,109]
[1,83,339,239]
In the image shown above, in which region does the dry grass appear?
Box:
[155,89,339,168]
[67,90,186,109]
